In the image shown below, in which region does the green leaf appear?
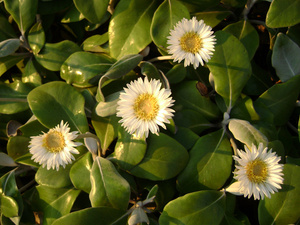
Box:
[0,80,32,114]
[92,114,119,151]
[35,41,81,71]
[254,74,300,126]
[61,4,85,23]
[74,0,109,24]
[52,207,127,225]
[173,81,221,121]
[22,59,42,86]
[266,0,300,28]
[0,54,25,77]
[230,96,260,121]
[0,153,17,167]
[7,136,30,160]
[96,54,142,101]
[70,152,93,193]
[228,119,268,149]
[193,9,231,28]
[140,61,161,80]
[159,190,226,225]
[223,20,259,60]
[27,81,89,133]
[207,31,252,110]
[0,15,17,42]
[0,39,20,57]
[110,126,147,171]
[271,33,300,82]
[128,207,149,225]
[109,0,159,59]
[151,0,190,50]
[61,51,114,88]
[177,129,232,193]
[171,126,199,151]
[89,157,130,210]
[28,22,45,55]
[258,164,300,225]
[82,33,109,53]
[129,133,189,180]
[95,92,120,117]
[35,165,73,188]
[3,0,38,33]
[1,195,19,218]
[32,186,80,225]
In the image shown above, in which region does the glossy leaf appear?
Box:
[271,33,300,82]
[0,153,17,167]
[109,0,159,59]
[177,129,232,193]
[1,195,19,218]
[173,81,221,121]
[230,96,260,122]
[110,126,147,171]
[0,15,17,41]
[0,39,20,57]
[159,190,226,225]
[97,54,142,101]
[128,207,149,225]
[194,9,231,28]
[92,114,119,151]
[172,126,199,151]
[70,152,93,193]
[32,186,80,225]
[207,31,252,110]
[22,59,42,86]
[223,20,259,60]
[74,0,109,24]
[35,41,81,71]
[228,119,268,149]
[0,80,31,114]
[61,4,85,23]
[0,54,25,77]
[82,33,109,53]
[89,156,130,210]
[151,0,190,50]
[254,74,300,126]
[266,0,300,28]
[3,0,38,33]
[7,136,30,160]
[258,164,300,225]
[28,22,45,55]
[95,92,120,117]
[129,133,189,180]
[27,81,89,133]
[52,207,127,225]
[61,51,114,88]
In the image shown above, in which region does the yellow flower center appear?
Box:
[180,32,202,54]
[43,130,65,153]
[246,159,268,183]
[134,93,159,121]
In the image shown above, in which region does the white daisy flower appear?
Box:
[116,77,175,138]
[226,143,284,200]
[167,17,216,69]
[29,120,82,171]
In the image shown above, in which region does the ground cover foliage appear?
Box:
[0,0,300,224]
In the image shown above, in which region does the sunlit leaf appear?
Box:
[61,4,85,23]
[22,59,42,86]
[194,8,231,28]
[0,54,26,77]
[28,22,45,55]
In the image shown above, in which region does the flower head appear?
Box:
[226,143,284,200]
[167,17,216,69]
[116,77,175,138]
[29,120,82,171]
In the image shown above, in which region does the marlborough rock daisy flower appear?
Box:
[116,77,175,138]
[167,17,216,69]
[226,143,284,200]
[29,120,82,171]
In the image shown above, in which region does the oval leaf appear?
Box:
[28,22,45,55]
[1,195,19,218]
[0,38,20,57]
[0,153,17,167]
[89,156,130,211]
[27,81,89,133]
[159,190,226,225]
[129,133,189,180]
[207,30,252,110]
[177,129,232,193]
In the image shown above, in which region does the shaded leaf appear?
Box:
[194,9,231,28]
[0,39,20,57]
[0,54,26,77]
[0,153,17,167]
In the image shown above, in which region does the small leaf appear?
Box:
[266,0,300,28]
[228,119,268,149]
[95,92,120,117]
[89,157,130,210]
[151,0,190,50]
[258,164,300,225]
[22,59,42,86]
[271,33,300,82]
[1,195,19,218]
[159,190,226,225]
[177,129,232,193]
[28,22,45,55]
[109,0,159,59]
[27,81,89,133]
[35,41,81,71]
[0,39,20,57]
[0,153,17,167]
[207,31,252,110]
[128,207,149,225]
[82,33,109,53]
[129,133,189,180]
